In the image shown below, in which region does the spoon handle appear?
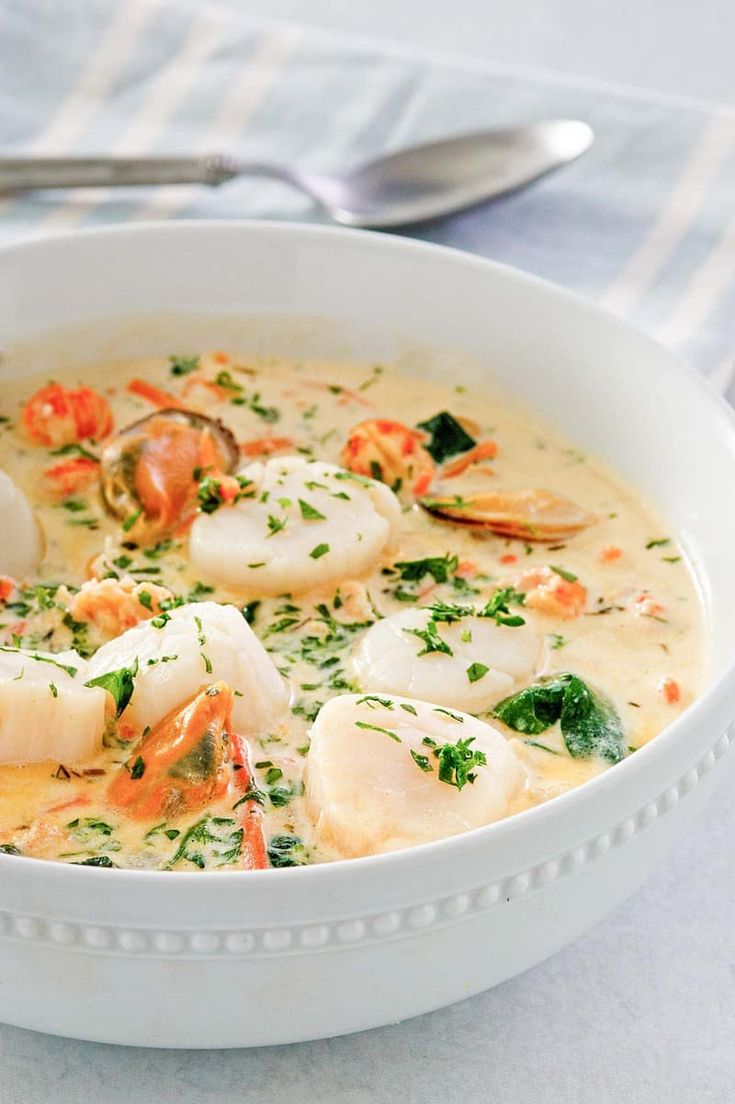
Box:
[0,154,244,193]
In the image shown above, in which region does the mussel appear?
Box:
[100,409,239,542]
[420,488,594,542]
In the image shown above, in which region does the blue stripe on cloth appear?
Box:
[0,0,733,384]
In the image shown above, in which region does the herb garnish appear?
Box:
[169,354,200,376]
[415,734,487,790]
[85,658,139,716]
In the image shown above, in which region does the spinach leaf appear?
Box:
[559,676,625,763]
[267,833,306,868]
[166,815,243,870]
[416,411,476,463]
[85,657,138,717]
[492,672,625,762]
[492,674,570,735]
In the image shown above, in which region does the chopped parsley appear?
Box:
[298,498,326,521]
[309,543,330,560]
[84,658,139,717]
[417,734,487,790]
[169,354,200,376]
[121,507,142,533]
[393,553,459,584]
[266,514,287,537]
[466,662,490,683]
[355,720,402,742]
[549,565,578,583]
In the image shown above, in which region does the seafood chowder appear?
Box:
[0,350,703,870]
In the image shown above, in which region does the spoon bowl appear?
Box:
[0,119,594,228]
[300,119,594,227]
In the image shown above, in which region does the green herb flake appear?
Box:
[355,720,401,742]
[549,564,578,583]
[309,543,330,560]
[298,498,326,521]
[130,755,146,780]
[646,538,671,549]
[169,354,200,376]
[467,662,490,683]
[84,657,139,717]
[394,553,459,585]
[121,507,142,533]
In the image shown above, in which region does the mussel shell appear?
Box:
[100,408,239,531]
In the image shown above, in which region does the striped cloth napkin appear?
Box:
[2,0,734,393]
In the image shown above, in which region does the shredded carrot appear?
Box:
[500,553,518,565]
[661,678,681,705]
[0,577,15,603]
[45,796,92,815]
[413,470,433,496]
[241,435,294,457]
[181,377,228,402]
[455,559,477,577]
[127,378,185,410]
[600,545,622,562]
[228,732,269,869]
[441,440,498,478]
[213,352,230,365]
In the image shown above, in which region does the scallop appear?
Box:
[100,409,239,541]
[305,693,525,858]
[351,607,542,713]
[0,647,106,765]
[83,601,289,735]
[0,469,45,579]
[189,456,401,596]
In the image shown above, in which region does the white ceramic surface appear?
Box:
[0,222,734,1048]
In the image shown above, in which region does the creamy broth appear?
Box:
[0,350,704,869]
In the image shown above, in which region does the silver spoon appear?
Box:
[0,119,593,228]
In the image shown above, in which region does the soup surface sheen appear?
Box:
[0,350,703,870]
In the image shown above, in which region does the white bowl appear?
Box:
[0,222,734,1048]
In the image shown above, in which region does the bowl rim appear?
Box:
[1,217,735,889]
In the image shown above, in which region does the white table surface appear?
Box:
[3,4,734,1101]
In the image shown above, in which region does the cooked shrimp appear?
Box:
[70,577,174,641]
[84,601,289,737]
[21,383,113,447]
[43,456,100,499]
[189,456,401,596]
[0,469,45,579]
[340,419,435,496]
[305,693,524,858]
[351,605,541,712]
[421,488,594,541]
[0,647,106,765]
[514,566,588,619]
